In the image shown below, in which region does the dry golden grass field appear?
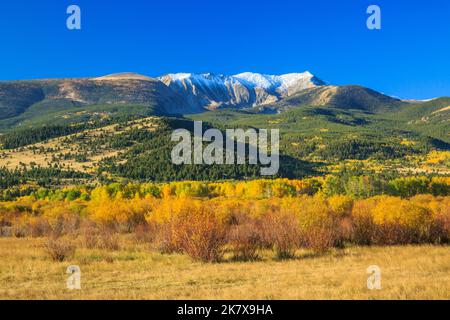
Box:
[0,237,449,300]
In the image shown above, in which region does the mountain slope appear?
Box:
[0,74,186,126]
[0,117,315,184]
[390,97,450,143]
[258,85,404,114]
[0,82,45,119]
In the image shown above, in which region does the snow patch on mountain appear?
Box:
[160,71,323,92]
[232,72,322,91]
[157,71,326,112]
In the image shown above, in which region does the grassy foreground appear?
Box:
[0,237,449,300]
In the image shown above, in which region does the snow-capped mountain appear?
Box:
[158,71,325,111]
[0,71,404,120]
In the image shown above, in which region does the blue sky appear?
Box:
[0,0,449,99]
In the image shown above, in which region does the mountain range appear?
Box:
[0,71,449,184]
[0,71,411,127]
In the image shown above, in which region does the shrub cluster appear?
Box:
[44,237,76,262]
[144,195,450,261]
[1,192,449,263]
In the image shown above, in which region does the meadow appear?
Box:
[0,237,450,300]
[0,179,449,300]
[1,238,449,300]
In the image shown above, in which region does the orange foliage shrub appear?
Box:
[133,223,156,244]
[261,210,300,259]
[227,213,264,261]
[148,199,227,262]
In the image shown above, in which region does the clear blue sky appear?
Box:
[0,0,449,99]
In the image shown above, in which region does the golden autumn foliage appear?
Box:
[426,151,450,166]
[328,195,354,218]
[88,189,151,231]
[1,179,449,262]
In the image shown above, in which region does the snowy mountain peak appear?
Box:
[158,71,325,112]
[231,71,324,91]
[160,71,324,90]
[232,72,279,89]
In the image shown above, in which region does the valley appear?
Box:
[0,71,448,191]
